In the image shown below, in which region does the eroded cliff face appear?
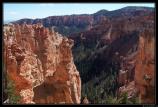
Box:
[134,30,155,103]
[3,24,81,104]
[118,30,155,104]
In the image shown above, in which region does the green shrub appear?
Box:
[4,77,21,104]
[105,92,141,104]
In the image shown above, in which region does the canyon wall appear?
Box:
[12,7,154,36]
[3,23,81,104]
[134,30,155,103]
[118,30,155,104]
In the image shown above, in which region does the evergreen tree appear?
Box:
[5,77,21,104]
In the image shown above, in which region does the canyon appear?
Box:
[3,6,155,104]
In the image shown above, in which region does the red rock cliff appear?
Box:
[134,30,155,104]
[3,23,81,104]
[118,30,155,104]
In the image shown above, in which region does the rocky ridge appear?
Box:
[3,23,81,104]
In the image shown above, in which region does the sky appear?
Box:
[3,3,155,21]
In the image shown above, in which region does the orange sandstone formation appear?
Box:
[3,23,81,104]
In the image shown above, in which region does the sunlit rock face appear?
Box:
[3,24,81,104]
[118,30,155,104]
[134,30,155,104]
